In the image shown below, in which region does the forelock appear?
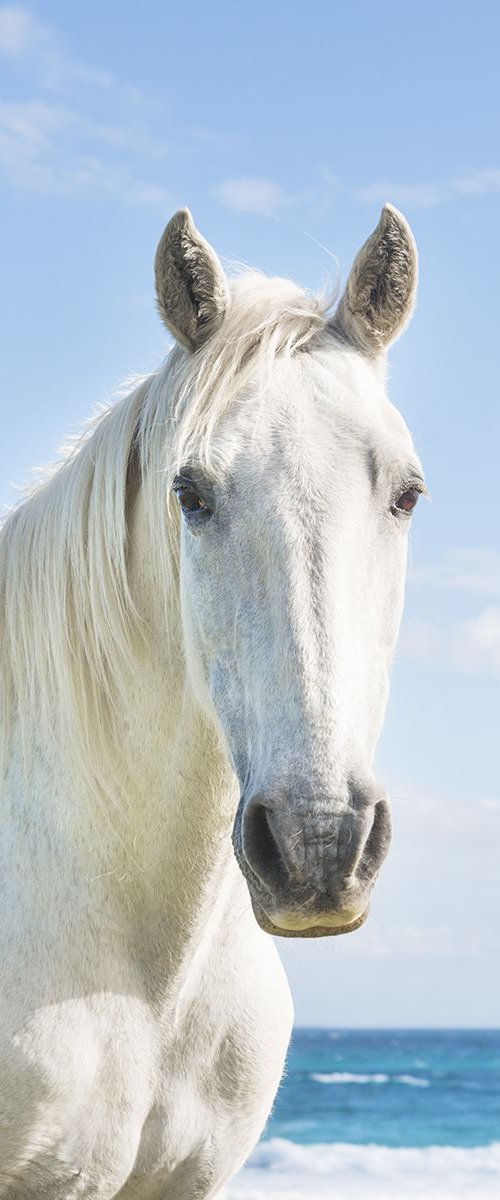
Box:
[155,269,336,477]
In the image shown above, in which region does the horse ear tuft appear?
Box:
[154,209,228,351]
[331,205,418,355]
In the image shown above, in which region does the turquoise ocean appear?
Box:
[229,1029,500,1200]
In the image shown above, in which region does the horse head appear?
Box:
[155,207,424,938]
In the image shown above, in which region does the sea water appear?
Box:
[228,1029,500,1200]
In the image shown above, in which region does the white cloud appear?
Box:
[401,605,500,676]
[217,176,288,214]
[0,97,170,201]
[356,168,500,210]
[479,796,500,812]
[0,6,169,203]
[459,606,500,670]
[0,5,41,55]
[5,8,500,219]
[404,550,500,675]
[411,548,500,598]
[363,920,499,960]
[0,5,114,92]
[356,180,445,209]
[215,164,500,223]
[455,167,500,196]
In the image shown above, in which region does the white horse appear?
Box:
[0,205,424,1198]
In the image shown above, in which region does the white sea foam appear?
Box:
[397,1074,430,1087]
[228,1139,500,1200]
[311,1072,390,1084]
[310,1071,429,1086]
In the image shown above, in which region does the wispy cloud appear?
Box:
[0,6,119,95]
[0,6,49,57]
[402,605,500,676]
[479,796,500,813]
[0,6,169,203]
[454,167,500,196]
[366,922,484,959]
[355,180,445,209]
[4,8,500,218]
[402,550,500,676]
[217,166,500,218]
[216,177,289,215]
[364,919,499,960]
[411,548,500,598]
[355,168,500,209]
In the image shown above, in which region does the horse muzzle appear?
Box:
[232,782,391,938]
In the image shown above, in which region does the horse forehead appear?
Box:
[219,344,412,471]
[296,349,416,472]
[303,346,414,444]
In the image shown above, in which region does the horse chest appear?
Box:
[0,934,292,1200]
[116,1015,286,1197]
[3,1090,221,1200]
[0,1053,241,1200]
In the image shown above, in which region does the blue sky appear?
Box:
[0,1,499,1025]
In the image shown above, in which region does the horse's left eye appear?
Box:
[393,486,421,515]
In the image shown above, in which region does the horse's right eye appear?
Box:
[172,478,212,520]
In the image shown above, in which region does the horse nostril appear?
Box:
[242,797,284,890]
[356,796,392,883]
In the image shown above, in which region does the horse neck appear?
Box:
[3,479,240,972]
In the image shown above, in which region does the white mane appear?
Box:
[0,271,332,800]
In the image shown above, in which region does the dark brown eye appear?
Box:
[172,478,212,519]
[177,488,207,513]
[393,486,421,515]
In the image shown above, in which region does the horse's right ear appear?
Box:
[154,209,228,351]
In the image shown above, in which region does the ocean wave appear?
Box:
[249,1139,500,1174]
[228,1139,500,1199]
[310,1071,430,1086]
[311,1072,389,1084]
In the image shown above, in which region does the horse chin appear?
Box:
[251,901,369,939]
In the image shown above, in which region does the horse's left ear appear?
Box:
[154,208,228,351]
[331,205,418,355]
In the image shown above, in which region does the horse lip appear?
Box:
[251,901,369,939]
